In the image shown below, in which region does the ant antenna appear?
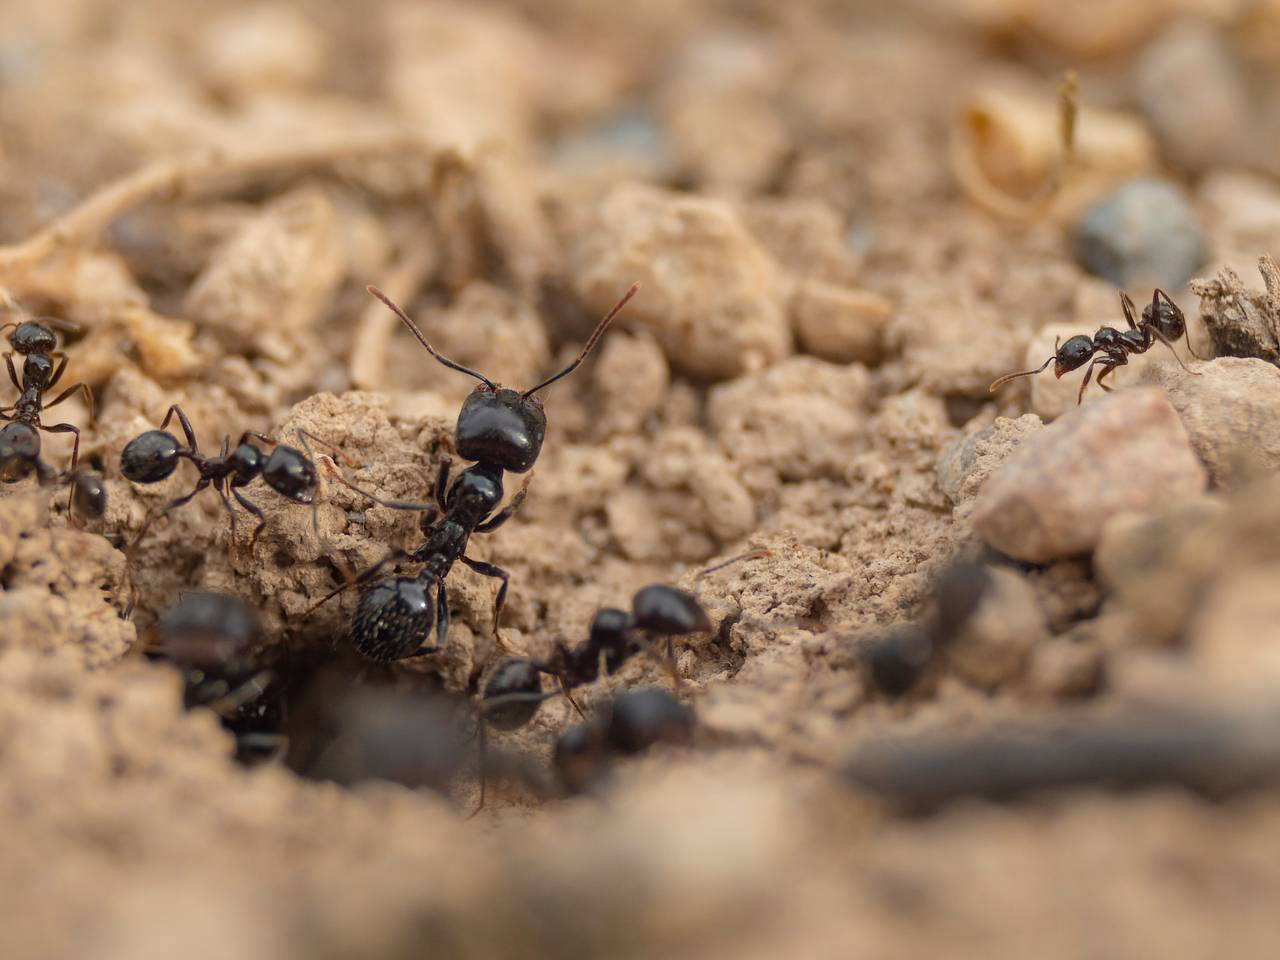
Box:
[367,286,496,389]
[522,283,640,399]
[989,356,1054,392]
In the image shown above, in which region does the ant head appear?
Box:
[631,585,711,635]
[455,386,546,473]
[157,592,261,670]
[0,421,40,481]
[481,658,546,731]
[367,283,639,473]
[262,445,316,503]
[589,606,633,649]
[1054,335,1095,376]
[350,577,435,662]
[69,469,107,518]
[121,430,183,483]
[6,320,57,355]
[605,688,695,754]
[1142,289,1187,339]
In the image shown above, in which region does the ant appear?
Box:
[990,288,1204,405]
[120,404,343,555]
[315,282,640,663]
[479,584,711,730]
[0,316,96,509]
[139,591,283,761]
[553,688,695,795]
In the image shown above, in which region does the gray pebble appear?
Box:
[1074,178,1205,289]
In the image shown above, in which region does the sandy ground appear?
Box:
[3,1,1280,956]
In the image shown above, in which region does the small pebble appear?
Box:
[936,414,1042,507]
[1074,178,1205,289]
[971,387,1207,563]
[571,183,791,381]
[1140,357,1280,487]
[790,280,892,365]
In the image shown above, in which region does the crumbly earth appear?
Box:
[3,1,1280,957]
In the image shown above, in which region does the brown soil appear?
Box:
[3,2,1280,957]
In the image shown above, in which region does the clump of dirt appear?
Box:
[4,1,1280,957]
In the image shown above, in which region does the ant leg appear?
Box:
[1119,291,1140,331]
[213,483,240,545]
[1148,327,1202,375]
[468,723,489,820]
[158,404,199,454]
[434,456,452,511]
[45,352,68,390]
[232,487,267,557]
[434,577,449,651]
[130,478,209,550]
[318,460,435,513]
[295,428,358,468]
[475,487,528,534]
[1095,364,1118,392]
[43,381,95,424]
[1076,358,1106,405]
[460,556,511,651]
[302,546,414,616]
[40,420,81,472]
[558,674,587,721]
[631,632,684,691]
[4,353,19,392]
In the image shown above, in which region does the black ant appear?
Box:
[120,404,341,555]
[140,591,283,761]
[553,688,695,795]
[479,584,710,730]
[0,316,97,510]
[315,282,640,663]
[990,288,1204,404]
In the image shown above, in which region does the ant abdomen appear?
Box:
[350,577,436,662]
[0,421,41,482]
[121,430,182,483]
[631,585,711,635]
[481,658,545,731]
[261,445,316,502]
[69,469,107,518]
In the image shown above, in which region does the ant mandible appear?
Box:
[990,288,1204,405]
[323,282,640,663]
[120,404,340,555]
[0,316,98,511]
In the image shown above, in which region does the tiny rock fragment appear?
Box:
[943,567,1047,690]
[936,414,1043,507]
[790,281,892,365]
[971,387,1207,563]
[1191,256,1280,365]
[1140,357,1280,487]
[570,183,791,381]
[1073,178,1205,289]
[184,188,344,357]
